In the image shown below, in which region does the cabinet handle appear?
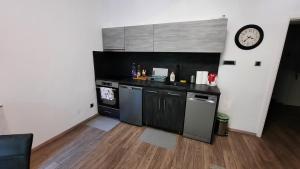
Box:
[132,87,142,90]
[163,99,166,112]
[158,97,161,111]
[167,92,181,96]
[103,111,112,114]
[146,90,158,94]
[188,98,216,104]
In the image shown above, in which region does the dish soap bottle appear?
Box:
[170,72,175,82]
[131,63,137,78]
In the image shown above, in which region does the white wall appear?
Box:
[97,0,300,135]
[0,0,101,147]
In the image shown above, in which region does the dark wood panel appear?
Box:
[160,90,186,134]
[143,89,186,134]
[142,89,160,126]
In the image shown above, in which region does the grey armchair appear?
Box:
[0,134,33,169]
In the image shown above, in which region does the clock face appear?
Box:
[238,28,260,47]
[235,25,264,50]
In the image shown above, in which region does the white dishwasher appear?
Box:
[183,92,218,143]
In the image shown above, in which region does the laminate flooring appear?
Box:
[31,111,300,169]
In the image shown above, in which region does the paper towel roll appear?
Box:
[202,71,208,84]
[0,106,9,134]
[196,71,203,84]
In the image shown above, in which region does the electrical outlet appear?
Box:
[255,61,261,66]
[223,60,236,65]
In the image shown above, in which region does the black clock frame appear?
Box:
[235,24,264,50]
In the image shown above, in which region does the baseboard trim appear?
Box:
[229,128,256,136]
[32,114,98,152]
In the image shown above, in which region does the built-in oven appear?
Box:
[96,80,120,118]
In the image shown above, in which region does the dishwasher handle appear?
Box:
[187,97,216,104]
[120,85,142,91]
[132,87,142,90]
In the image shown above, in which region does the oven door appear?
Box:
[96,86,119,109]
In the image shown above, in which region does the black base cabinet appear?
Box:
[143,88,186,134]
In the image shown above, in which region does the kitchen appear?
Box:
[2,1,300,169]
[94,18,226,143]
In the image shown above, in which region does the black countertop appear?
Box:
[98,78,220,96]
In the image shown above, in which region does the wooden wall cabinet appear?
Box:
[154,18,227,53]
[125,25,154,52]
[102,27,125,50]
[102,18,227,53]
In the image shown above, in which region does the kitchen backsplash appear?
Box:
[93,51,220,81]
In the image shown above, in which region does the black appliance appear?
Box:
[96,80,120,118]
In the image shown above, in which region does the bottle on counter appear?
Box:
[190,75,195,84]
[142,69,146,77]
[170,72,175,82]
[131,63,137,78]
[175,64,180,82]
[137,64,141,77]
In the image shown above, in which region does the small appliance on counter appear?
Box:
[196,71,208,85]
[208,73,217,86]
[96,80,120,118]
[149,68,168,82]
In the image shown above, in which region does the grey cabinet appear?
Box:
[154,18,228,53]
[119,85,143,126]
[125,25,154,52]
[143,88,186,134]
[102,27,125,50]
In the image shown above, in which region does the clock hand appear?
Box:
[247,35,255,40]
[243,37,250,42]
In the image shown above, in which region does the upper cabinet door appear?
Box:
[125,25,154,52]
[154,18,228,53]
[102,27,125,50]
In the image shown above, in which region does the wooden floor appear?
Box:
[31,109,300,169]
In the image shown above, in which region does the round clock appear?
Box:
[235,24,264,50]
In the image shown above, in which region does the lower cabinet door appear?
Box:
[143,88,186,134]
[142,89,160,126]
[162,91,186,134]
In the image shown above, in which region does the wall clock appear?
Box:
[235,24,264,50]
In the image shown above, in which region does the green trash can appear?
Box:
[215,113,229,136]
